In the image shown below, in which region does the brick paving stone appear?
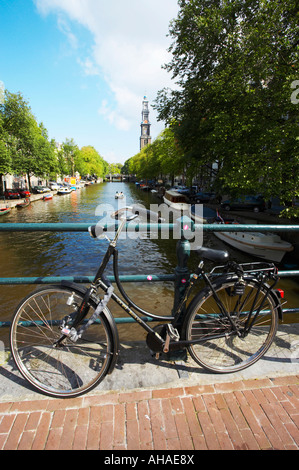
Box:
[113,403,126,448]
[182,396,208,450]
[4,413,28,450]
[196,408,221,450]
[18,429,36,450]
[148,399,167,450]
[100,420,114,450]
[160,399,178,440]
[0,375,298,450]
[45,427,63,450]
[31,412,52,450]
[59,409,78,450]
[137,401,153,450]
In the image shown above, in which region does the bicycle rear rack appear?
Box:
[210,261,277,277]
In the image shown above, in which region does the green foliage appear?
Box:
[0,115,13,175]
[108,163,123,175]
[0,89,109,186]
[124,127,185,182]
[154,0,299,212]
[0,90,58,186]
[75,146,108,177]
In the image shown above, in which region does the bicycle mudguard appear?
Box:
[270,289,284,322]
[61,280,120,374]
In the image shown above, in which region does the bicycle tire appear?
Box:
[183,276,278,373]
[10,285,114,398]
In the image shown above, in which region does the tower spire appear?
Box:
[140,96,152,150]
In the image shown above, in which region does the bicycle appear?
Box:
[10,207,284,398]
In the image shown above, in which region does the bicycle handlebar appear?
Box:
[110,207,131,219]
[131,204,164,222]
[89,206,164,239]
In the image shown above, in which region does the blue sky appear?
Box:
[0,0,179,164]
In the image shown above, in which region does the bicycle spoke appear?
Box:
[185,277,278,373]
[10,287,112,398]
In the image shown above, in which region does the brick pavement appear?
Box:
[0,375,298,451]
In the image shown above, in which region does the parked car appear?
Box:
[190,192,217,203]
[170,185,187,191]
[16,188,31,198]
[32,186,51,194]
[3,189,21,199]
[221,195,266,212]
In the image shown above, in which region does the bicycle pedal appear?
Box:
[167,324,180,341]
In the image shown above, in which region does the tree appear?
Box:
[154,0,299,213]
[0,115,14,193]
[123,127,185,183]
[61,138,79,177]
[75,146,108,178]
[0,91,58,187]
[108,163,123,175]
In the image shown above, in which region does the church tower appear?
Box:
[140,96,152,150]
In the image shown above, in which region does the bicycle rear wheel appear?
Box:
[10,285,114,398]
[183,276,278,373]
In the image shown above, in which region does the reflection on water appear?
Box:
[0,182,298,343]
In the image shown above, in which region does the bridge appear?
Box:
[104,174,130,182]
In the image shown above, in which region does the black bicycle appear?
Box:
[10,207,284,398]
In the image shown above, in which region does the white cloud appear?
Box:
[57,15,78,49]
[99,98,131,131]
[77,57,100,76]
[34,0,179,136]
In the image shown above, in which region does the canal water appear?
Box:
[0,182,298,344]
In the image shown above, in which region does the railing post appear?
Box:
[168,215,194,361]
[172,215,194,319]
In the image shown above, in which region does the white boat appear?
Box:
[115,192,124,199]
[57,187,72,195]
[163,190,189,211]
[213,222,294,262]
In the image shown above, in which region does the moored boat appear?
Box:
[213,219,294,262]
[16,199,31,209]
[43,194,53,201]
[57,187,72,195]
[0,207,11,216]
[163,190,189,211]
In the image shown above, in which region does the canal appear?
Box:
[0,182,298,344]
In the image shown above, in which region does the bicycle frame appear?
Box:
[90,243,237,351]
[68,214,282,353]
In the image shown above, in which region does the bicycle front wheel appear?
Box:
[184,276,278,373]
[10,285,114,398]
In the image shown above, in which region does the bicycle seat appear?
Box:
[196,246,229,263]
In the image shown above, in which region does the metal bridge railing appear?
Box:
[0,222,298,326]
